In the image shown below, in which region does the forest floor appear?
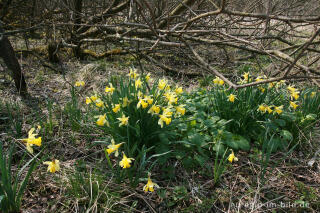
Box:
[1,53,320,213]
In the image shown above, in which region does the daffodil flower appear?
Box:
[137,91,143,99]
[158,79,167,90]
[258,87,265,93]
[105,83,115,94]
[112,104,121,113]
[135,78,142,89]
[145,73,151,82]
[311,92,316,98]
[86,95,98,104]
[228,150,238,163]
[148,105,160,115]
[144,95,153,105]
[287,85,296,93]
[122,97,130,107]
[175,105,186,116]
[20,128,42,154]
[255,75,266,82]
[143,173,159,192]
[242,72,249,82]
[119,152,134,168]
[117,114,129,127]
[106,139,123,157]
[290,91,300,100]
[95,98,104,107]
[290,101,298,110]
[96,114,108,126]
[274,105,283,115]
[75,81,85,87]
[137,98,148,109]
[228,94,236,103]
[266,106,273,114]
[213,76,224,85]
[258,104,267,113]
[43,159,60,173]
[128,68,139,79]
[158,114,172,128]
[268,82,275,89]
[175,86,183,95]
[164,92,178,105]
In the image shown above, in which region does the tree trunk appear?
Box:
[0,23,28,95]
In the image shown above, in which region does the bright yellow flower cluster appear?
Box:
[105,83,115,94]
[75,81,85,87]
[287,85,300,100]
[128,68,139,79]
[213,76,224,85]
[258,104,273,114]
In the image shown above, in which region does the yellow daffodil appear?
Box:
[176,105,186,116]
[112,104,121,113]
[266,106,273,114]
[122,97,130,107]
[143,173,159,192]
[258,104,267,113]
[144,95,153,105]
[145,73,151,82]
[290,101,298,110]
[86,97,92,104]
[128,68,139,79]
[106,139,123,157]
[137,98,148,109]
[105,83,115,94]
[175,86,183,95]
[164,92,178,105]
[255,75,266,82]
[213,76,224,85]
[275,80,286,88]
[95,98,104,107]
[158,79,167,90]
[274,105,283,115]
[228,150,238,163]
[117,114,129,127]
[158,115,171,128]
[258,87,265,93]
[96,114,108,126]
[74,81,85,87]
[163,107,173,117]
[148,105,160,115]
[137,91,143,99]
[290,91,300,100]
[119,152,134,168]
[135,78,142,89]
[311,92,316,98]
[287,85,296,93]
[268,82,275,89]
[228,94,236,103]
[242,72,249,82]
[43,159,60,173]
[20,128,42,154]
[86,95,98,104]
